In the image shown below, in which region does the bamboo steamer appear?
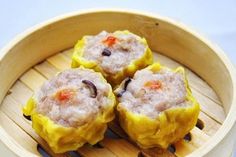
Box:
[0,10,236,157]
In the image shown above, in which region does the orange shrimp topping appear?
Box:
[56,89,75,101]
[144,80,162,90]
[103,36,117,47]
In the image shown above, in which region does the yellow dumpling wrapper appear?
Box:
[71,30,153,85]
[116,63,200,149]
[23,71,116,153]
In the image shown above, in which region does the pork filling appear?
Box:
[35,68,110,127]
[118,68,189,119]
[83,31,146,74]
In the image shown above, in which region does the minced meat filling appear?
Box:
[83,31,146,74]
[119,68,189,119]
[35,68,110,127]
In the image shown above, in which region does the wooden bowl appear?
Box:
[0,10,236,157]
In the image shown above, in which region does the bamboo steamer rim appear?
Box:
[0,9,236,157]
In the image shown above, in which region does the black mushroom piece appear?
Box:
[82,80,97,98]
[116,77,132,97]
[102,48,111,56]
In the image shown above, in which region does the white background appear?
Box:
[0,0,235,156]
